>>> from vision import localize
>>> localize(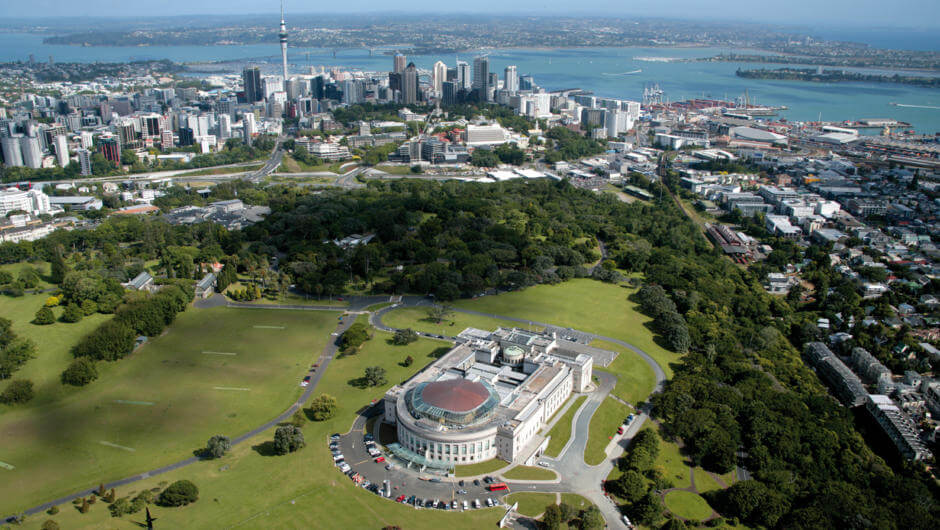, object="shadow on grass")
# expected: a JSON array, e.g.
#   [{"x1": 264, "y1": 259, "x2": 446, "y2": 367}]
[
  {"x1": 251, "y1": 441, "x2": 279, "y2": 457},
  {"x1": 347, "y1": 376, "x2": 371, "y2": 389},
  {"x1": 429, "y1": 346, "x2": 450, "y2": 359}
]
